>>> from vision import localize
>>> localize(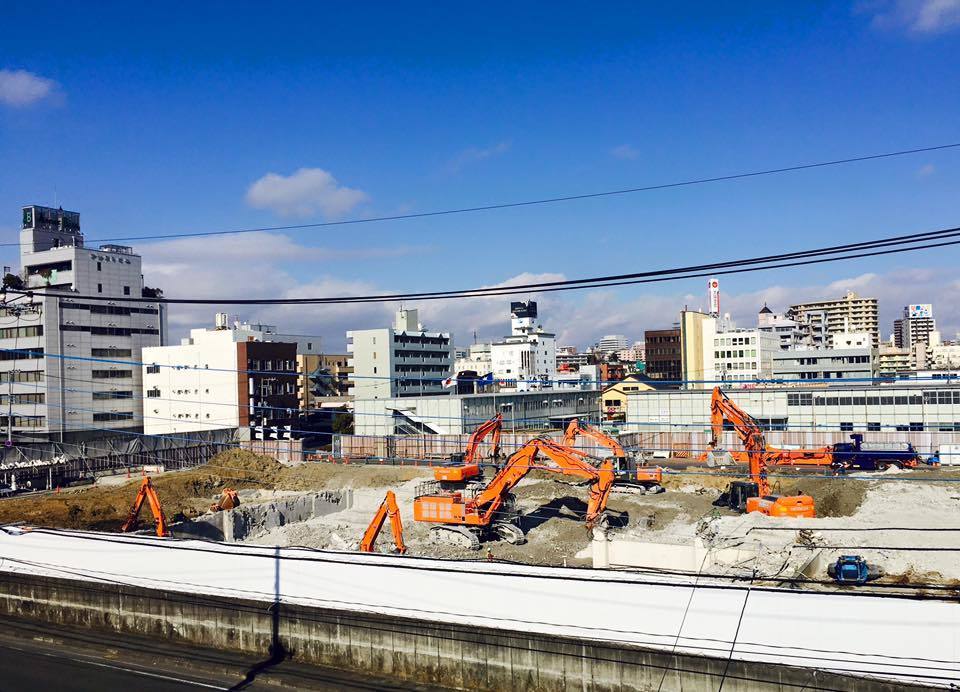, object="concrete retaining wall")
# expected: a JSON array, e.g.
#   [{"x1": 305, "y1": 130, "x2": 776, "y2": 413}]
[
  {"x1": 0, "y1": 571, "x2": 930, "y2": 691},
  {"x1": 174, "y1": 490, "x2": 352, "y2": 542}
]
